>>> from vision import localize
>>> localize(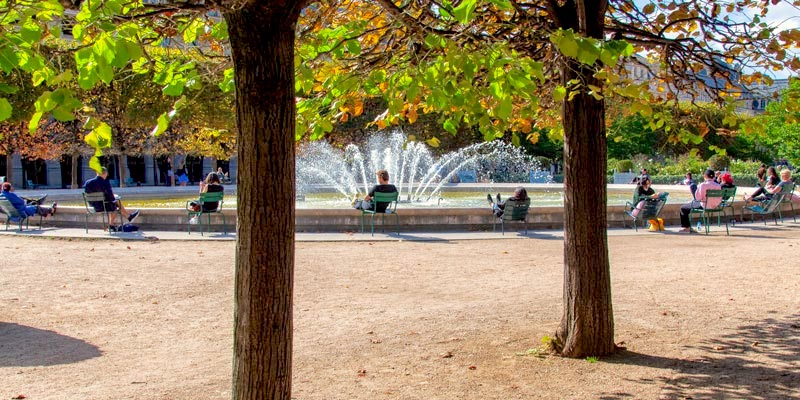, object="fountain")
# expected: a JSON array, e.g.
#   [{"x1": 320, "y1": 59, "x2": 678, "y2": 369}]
[{"x1": 296, "y1": 130, "x2": 548, "y2": 205}]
